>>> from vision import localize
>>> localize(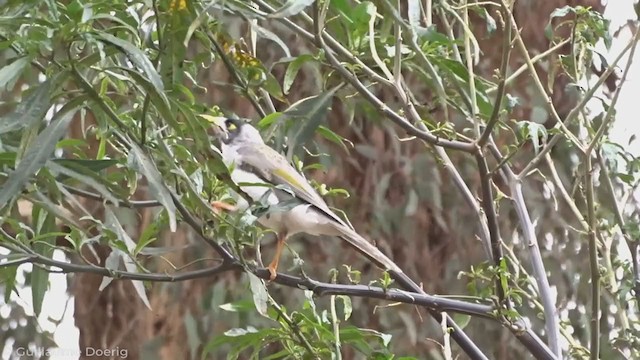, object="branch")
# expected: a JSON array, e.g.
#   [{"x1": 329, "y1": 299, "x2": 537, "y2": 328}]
[
  {"x1": 477, "y1": 2, "x2": 512, "y2": 146},
  {"x1": 584, "y1": 150, "x2": 600, "y2": 360},
  {"x1": 0, "y1": 243, "x2": 495, "y2": 319},
  {"x1": 169, "y1": 190, "x2": 236, "y2": 262},
  {"x1": 475, "y1": 152, "x2": 507, "y2": 303}
]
